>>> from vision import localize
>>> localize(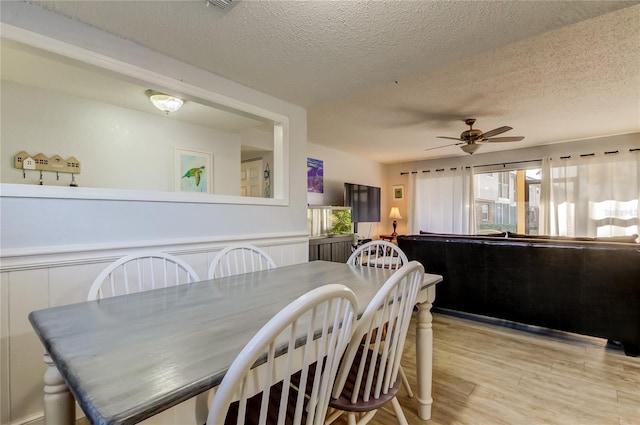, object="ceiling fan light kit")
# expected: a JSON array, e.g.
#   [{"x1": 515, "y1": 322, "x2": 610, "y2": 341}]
[
  {"x1": 433, "y1": 118, "x2": 525, "y2": 155},
  {"x1": 460, "y1": 143, "x2": 481, "y2": 155}
]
